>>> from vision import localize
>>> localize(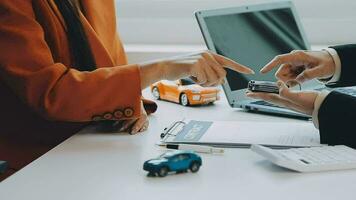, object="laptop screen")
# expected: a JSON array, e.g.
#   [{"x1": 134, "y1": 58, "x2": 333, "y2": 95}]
[{"x1": 203, "y1": 8, "x2": 307, "y2": 91}]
